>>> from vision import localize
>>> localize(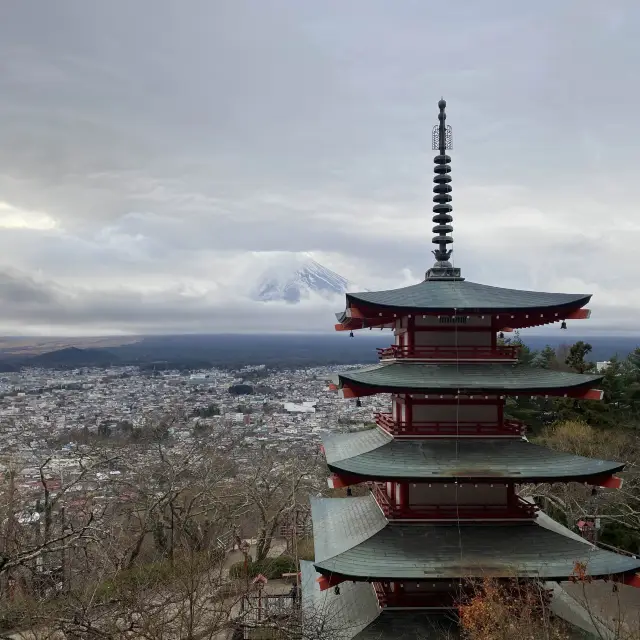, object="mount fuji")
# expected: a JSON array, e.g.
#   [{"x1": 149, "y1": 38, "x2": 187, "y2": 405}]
[{"x1": 252, "y1": 254, "x2": 352, "y2": 303}]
